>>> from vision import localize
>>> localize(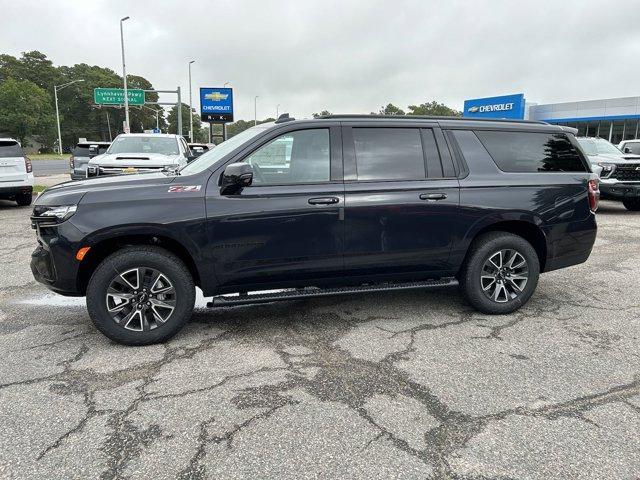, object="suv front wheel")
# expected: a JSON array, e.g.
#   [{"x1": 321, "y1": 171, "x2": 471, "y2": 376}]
[
  {"x1": 86, "y1": 246, "x2": 195, "y2": 345},
  {"x1": 460, "y1": 232, "x2": 540, "y2": 314}
]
